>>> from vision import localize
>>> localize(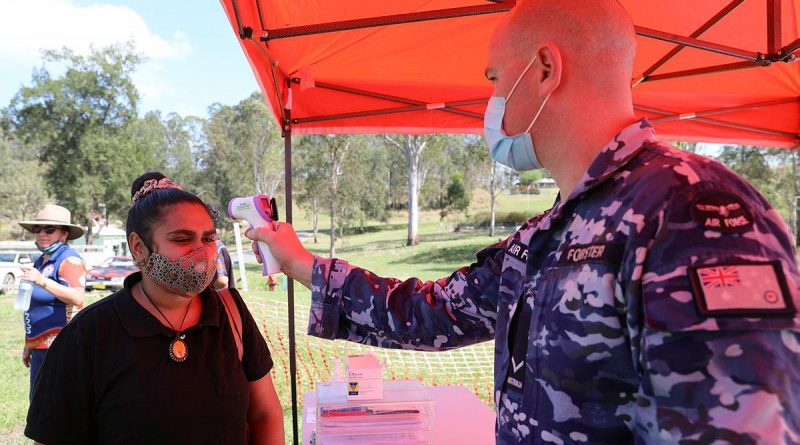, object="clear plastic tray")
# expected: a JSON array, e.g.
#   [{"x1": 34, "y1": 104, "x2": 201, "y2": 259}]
[{"x1": 316, "y1": 380, "x2": 434, "y2": 437}]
